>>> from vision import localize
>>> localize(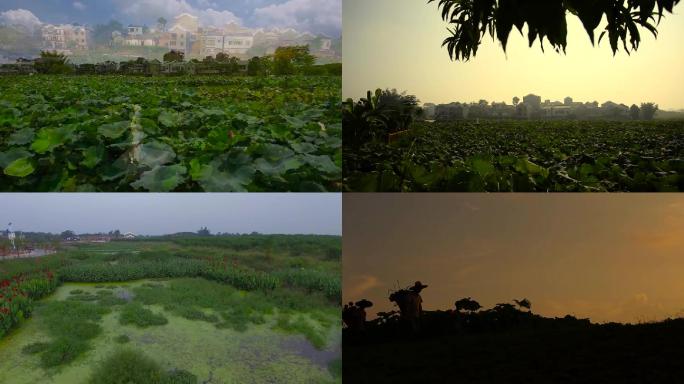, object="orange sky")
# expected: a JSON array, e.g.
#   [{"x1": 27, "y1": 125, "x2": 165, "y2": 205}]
[
  {"x1": 343, "y1": 0, "x2": 684, "y2": 110},
  {"x1": 343, "y1": 194, "x2": 684, "y2": 323}
]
